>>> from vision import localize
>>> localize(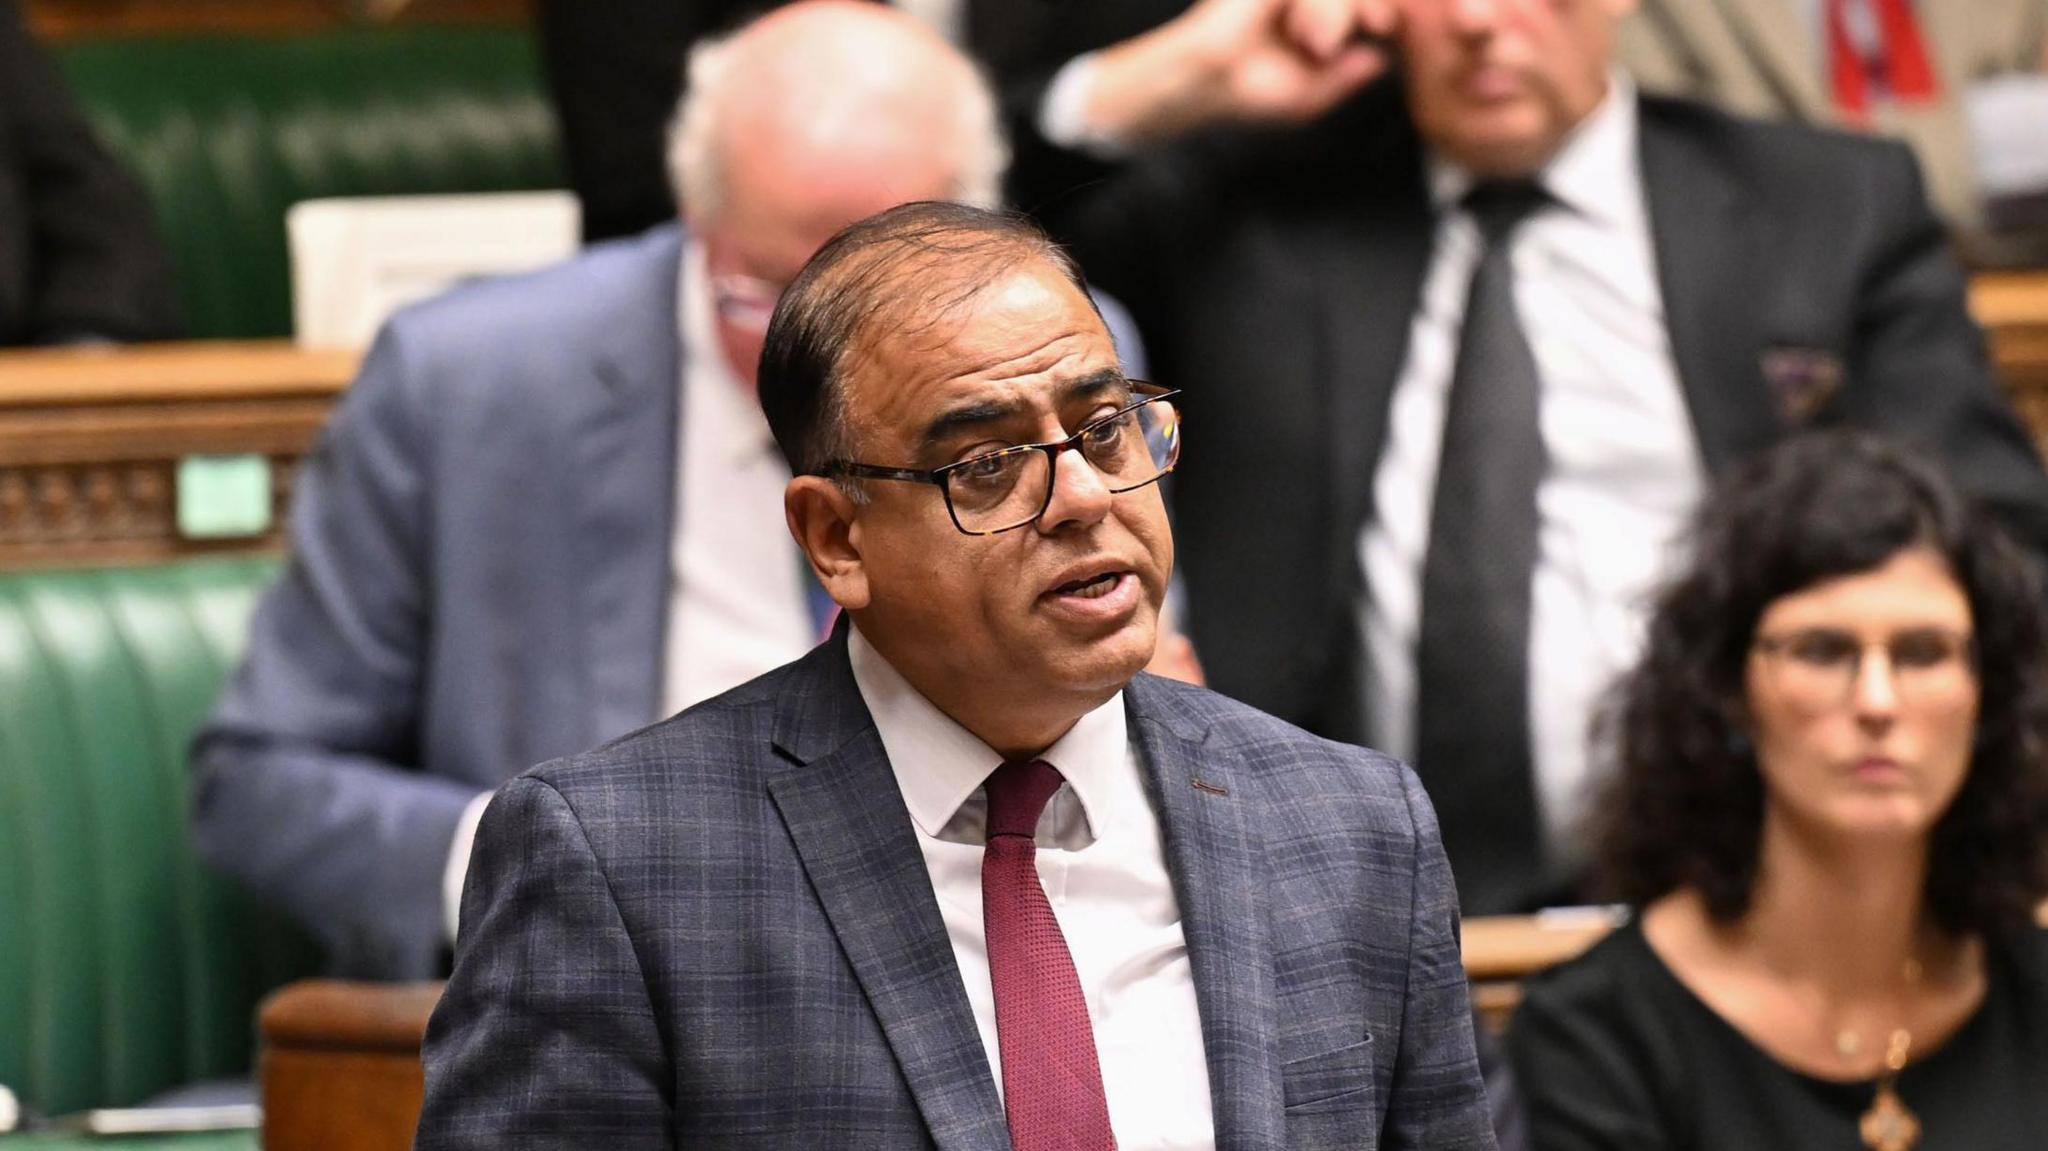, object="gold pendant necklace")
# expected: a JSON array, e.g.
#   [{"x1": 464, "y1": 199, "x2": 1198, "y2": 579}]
[{"x1": 1857, "y1": 1030, "x2": 1920, "y2": 1151}]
